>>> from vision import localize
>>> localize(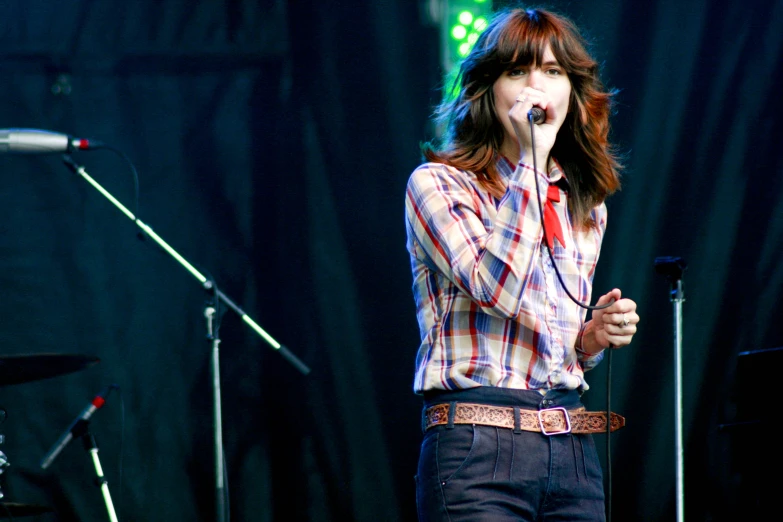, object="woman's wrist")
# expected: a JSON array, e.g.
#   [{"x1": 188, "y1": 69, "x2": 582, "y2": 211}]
[{"x1": 579, "y1": 320, "x2": 607, "y2": 355}]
